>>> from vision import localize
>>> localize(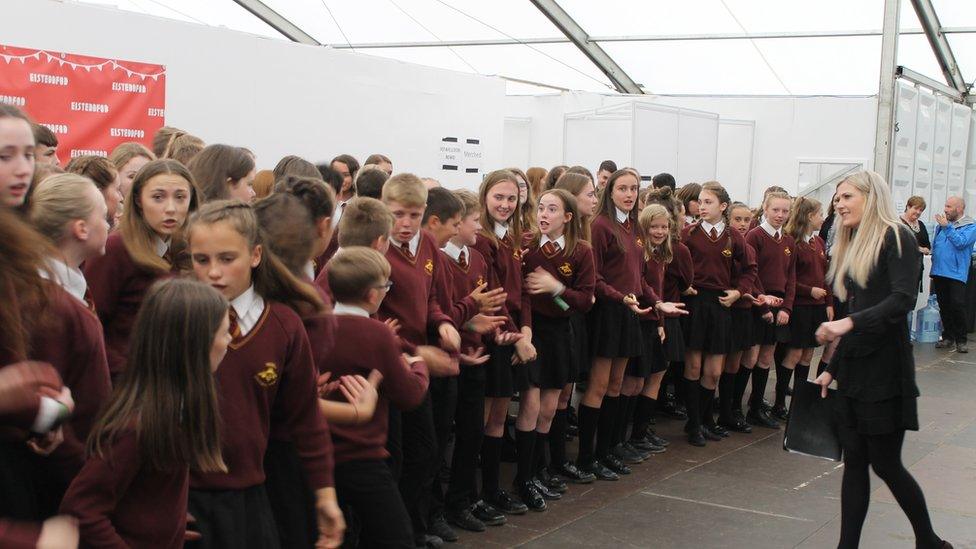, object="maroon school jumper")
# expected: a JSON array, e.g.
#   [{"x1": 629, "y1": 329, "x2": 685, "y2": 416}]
[
  {"x1": 644, "y1": 255, "x2": 668, "y2": 323},
  {"x1": 590, "y1": 214, "x2": 659, "y2": 303},
  {"x1": 60, "y1": 428, "x2": 188, "y2": 549},
  {"x1": 0, "y1": 520, "x2": 40, "y2": 549},
  {"x1": 663, "y1": 241, "x2": 694, "y2": 311},
  {"x1": 793, "y1": 235, "x2": 832, "y2": 306},
  {"x1": 745, "y1": 227, "x2": 797, "y2": 313},
  {"x1": 472, "y1": 229, "x2": 532, "y2": 330},
  {"x1": 379, "y1": 231, "x2": 454, "y2": 347},
  {"x1": 733, "y1": 242, "x2": 764, "y2": 311},
  {"x1": 191, "y1": 301, "x2": 333, "y2": 491},
  {"x1": 521, "y1": 240, "x2": 596, "y2": 318},
  {"x1": 28, "y1": 285, "x2": 112, "y2": 480},
  {"x1": 320, "y1": 314, "x2": 429, "y2": 463},
  {"x1": 681, "y1": 222, "x2": 753, "y2": 294},
  {"x1": 83, "y1": 232, "x2": 175, "y2": 376},
  {"x1": 441, "y1": 246, "x2": 498, "y2": 351}
]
